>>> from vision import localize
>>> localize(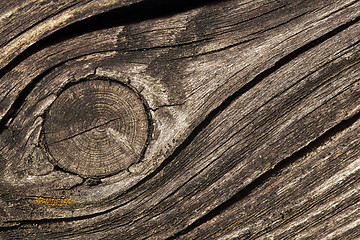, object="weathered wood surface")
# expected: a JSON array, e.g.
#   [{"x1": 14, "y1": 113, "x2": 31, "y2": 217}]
[{"x1": 0, "y1": 0, "x2": 359, "y2": 239}]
